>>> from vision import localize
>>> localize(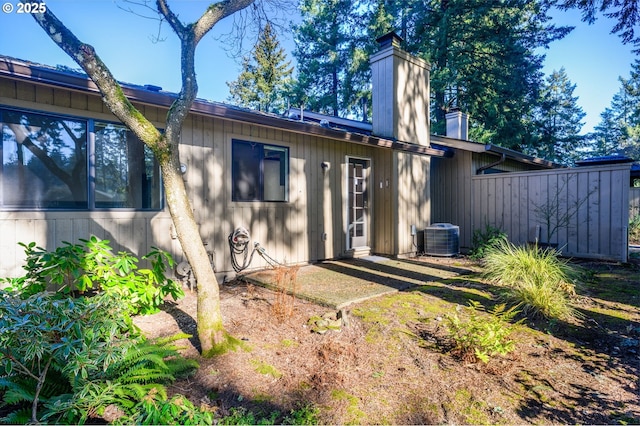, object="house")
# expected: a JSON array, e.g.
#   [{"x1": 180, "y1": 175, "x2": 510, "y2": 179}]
[
  {"x1": 0, "y1": 32, "x2": 630, "y2": 281},
  {"x1": 431, "y1": 111, "x2": 559, "y2": 252},
  {"x1": 0, "y1": 33, "x2": 444, "y2": 279}
]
